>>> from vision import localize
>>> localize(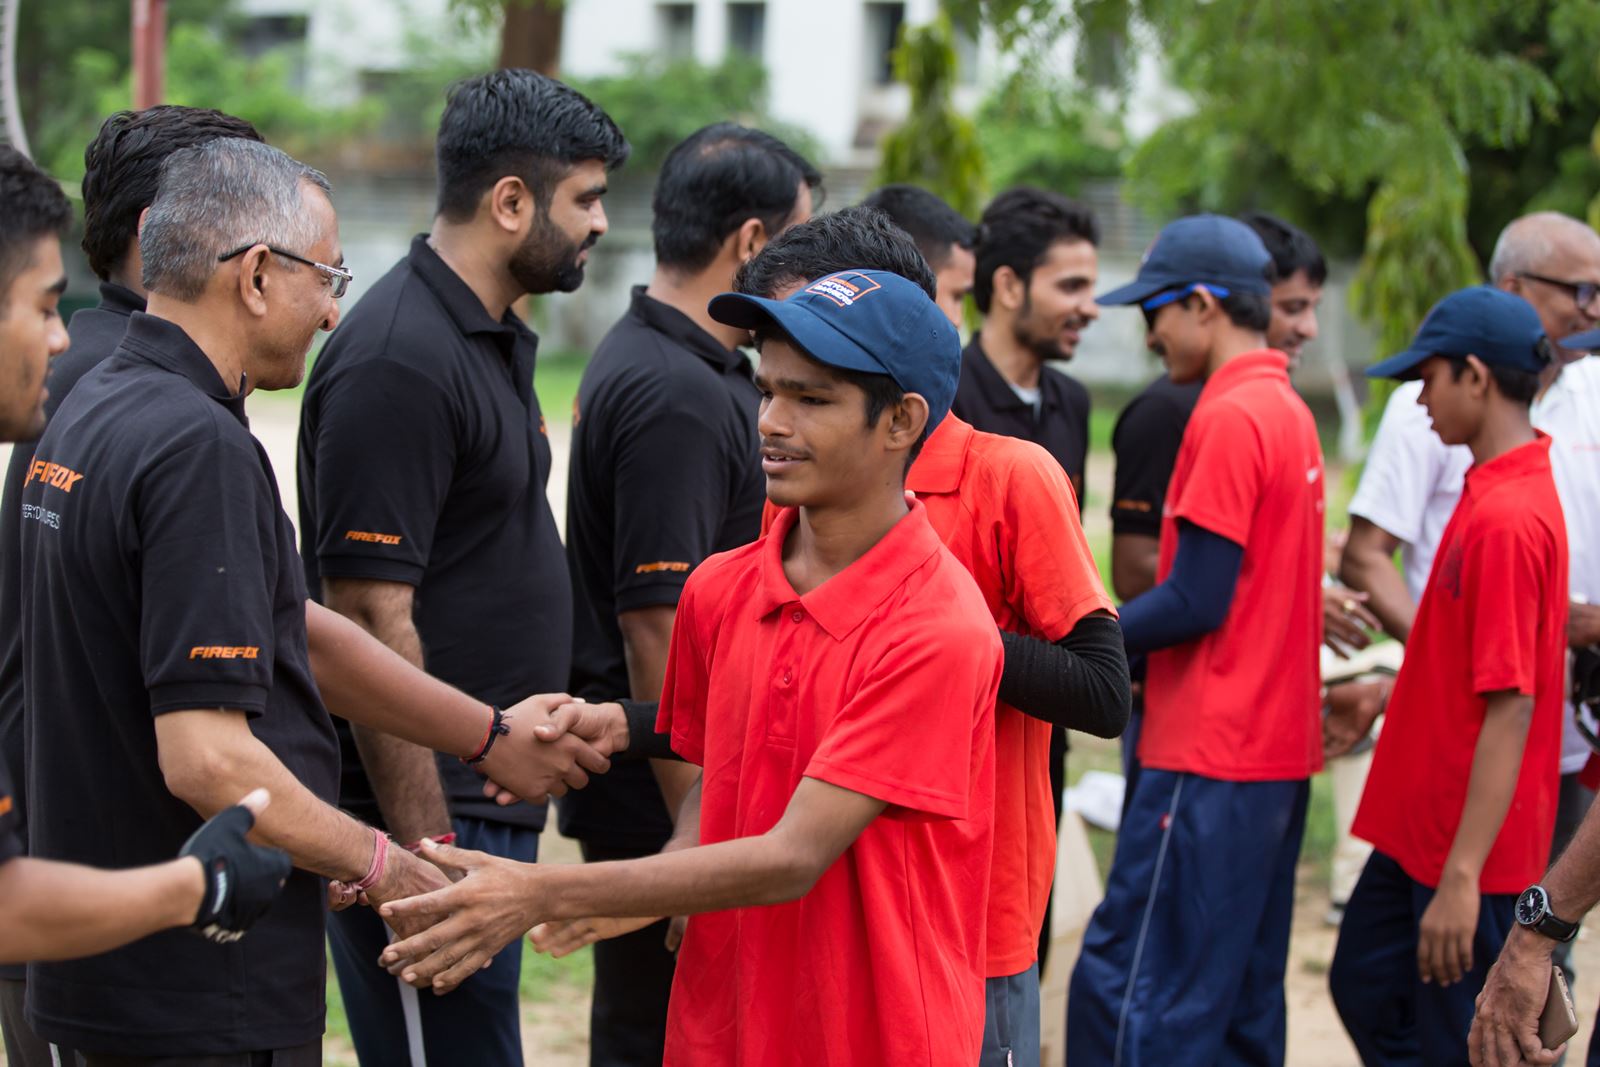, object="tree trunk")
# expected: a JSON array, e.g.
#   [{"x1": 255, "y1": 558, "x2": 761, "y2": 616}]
[{"x1": 497, "y1": 0, "x2": 563, "y2": 75}]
